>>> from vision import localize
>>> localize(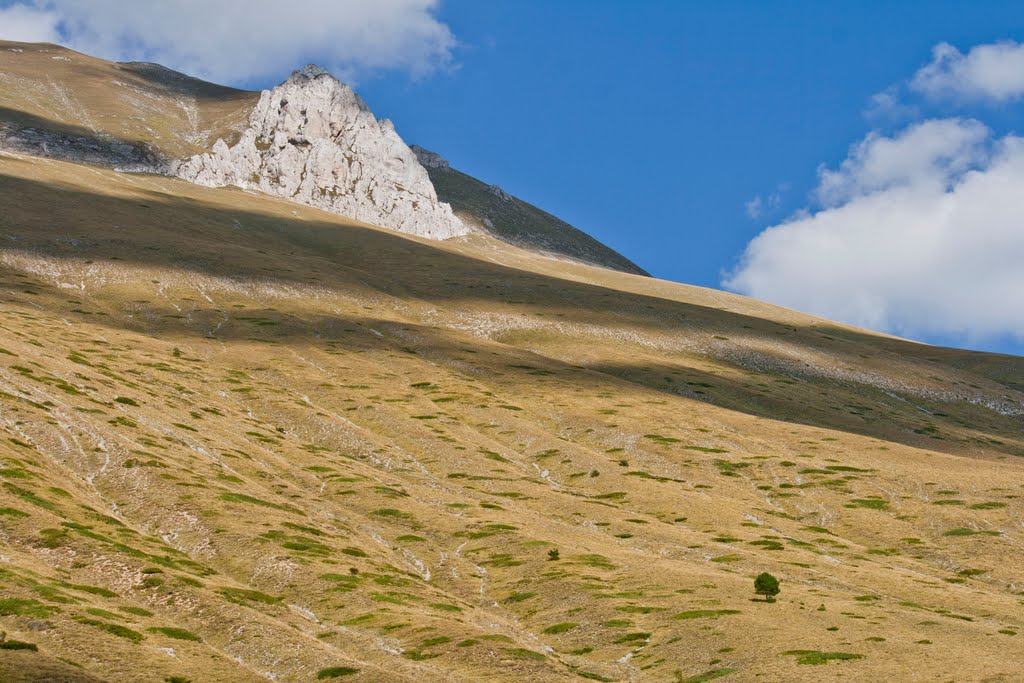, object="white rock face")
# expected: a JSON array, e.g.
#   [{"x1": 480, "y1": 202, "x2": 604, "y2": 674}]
[{"x1": 175, "y1": 65, "x2": 468, "y2": 239}]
